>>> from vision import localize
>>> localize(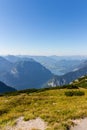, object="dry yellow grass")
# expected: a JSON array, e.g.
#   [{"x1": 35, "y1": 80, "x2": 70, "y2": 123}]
[{"x1": 0, "y1": 88, "x2": 87, "y2": 130}]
